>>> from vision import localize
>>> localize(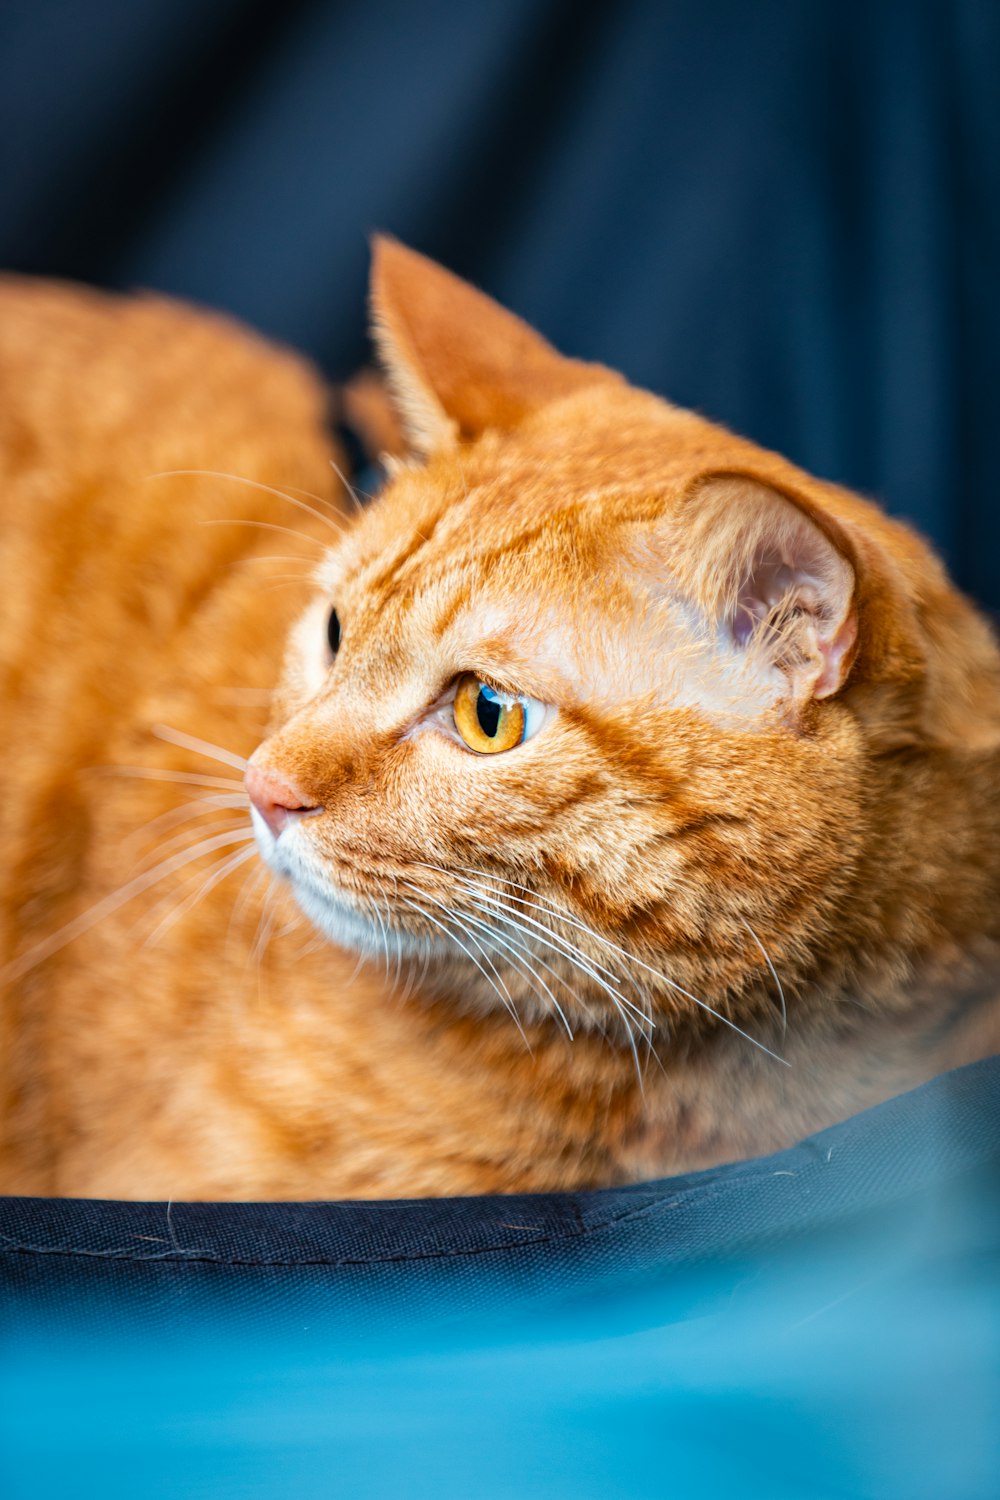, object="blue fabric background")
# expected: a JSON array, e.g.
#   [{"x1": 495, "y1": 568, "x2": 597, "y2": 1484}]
[
  {"x1": 2, "y1": 0, "x2": 998, "y2": 605},
  {"x1": 3, "y1": 1057, "x2": 999, "y2": 1497}
]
